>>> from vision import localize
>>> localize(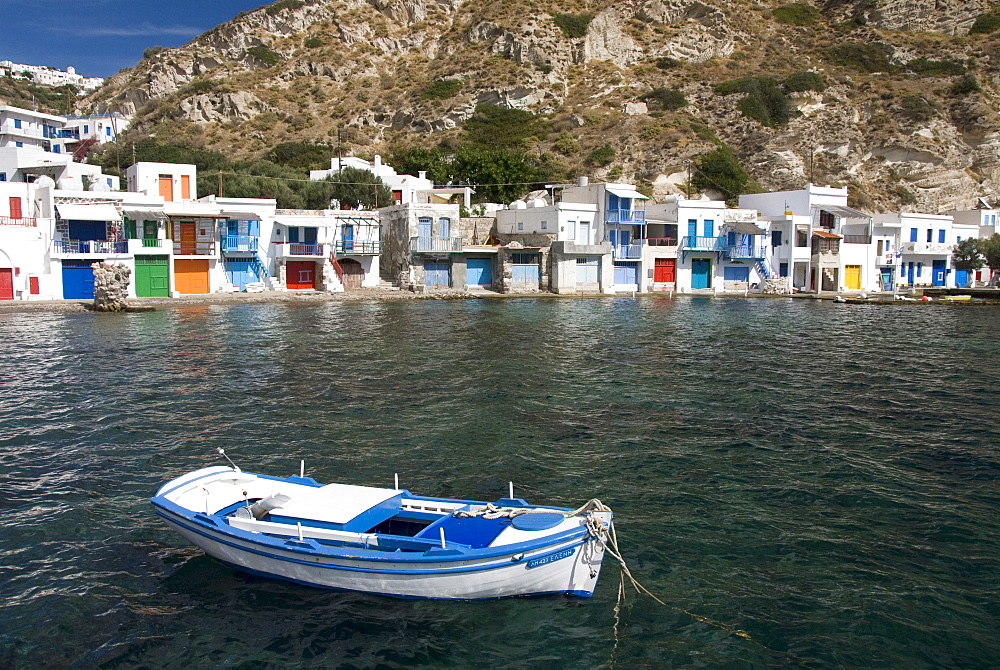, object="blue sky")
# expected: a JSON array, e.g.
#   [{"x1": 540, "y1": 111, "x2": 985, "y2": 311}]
[{"x1": 1, "y1": 1, "x2": 266, "y2": 78}]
